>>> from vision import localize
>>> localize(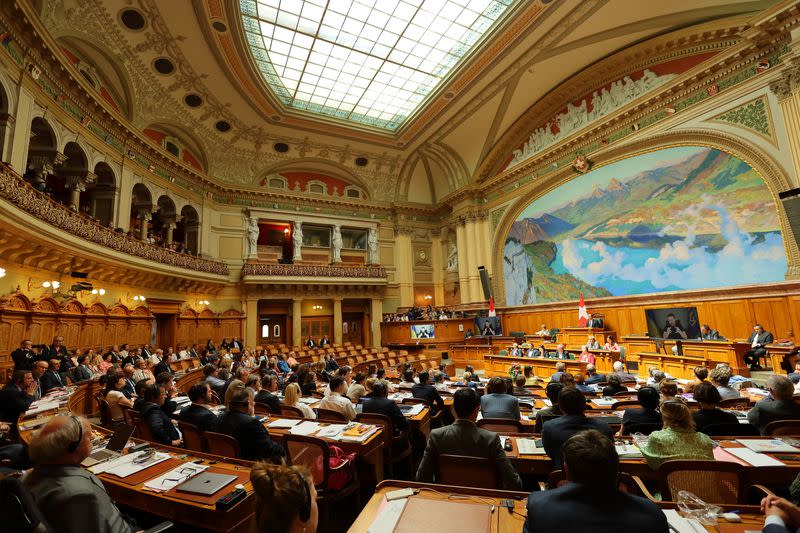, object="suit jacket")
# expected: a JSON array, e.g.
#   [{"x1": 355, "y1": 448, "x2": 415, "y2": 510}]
[
  {"x1": 216, "y1": 410, "x2": 285, "y2": 462},
  {"x1": 42, "y1": 345, "x2": 68, "y2": 361},
  {"x1": 692, "y1": 408, "x2": 739, "y2": 432},
  {"x1": 140, "y1": 403, "x2": 180, "y2": 445},
  {"x1": 153, "y1": 360, "x2": 172, "y2": 377},
  {"x1": 11, "y1": 348, "x2": 36, "y2": 370},
  {"x1": 411, "y1": 383, "x2": 444, "y2": 411},
  {"x1": 622, "y1": 407, "x2": 662, "y2": 428},
  {"x1": 542, "y1": 414, "x2": 614, "y2": 468},
  {"x1": 72, "y1": 365, "x2": 93, "y2": 382},
  {"x1": 701, "y1": 330, "x2": 720, "y2": 340},
  {"x1": 253, "y1": 390, "x2": 281, "y2": 414},
  {"x1": 362, "y1": 396, "x2": 409, "y2": 434},
  {"x1": 179, "y1": 403, "x2": 219, "y2": 432},
  {"x1": 747, "y1": 399, "x2": 800, "y2": 434},
  {"x1": 480, "y1": 393, "x2": 521, "y2": 420},
  {"x1": 416, "y1": 419, "x2": 522, "y2": 490},
  {"x1": 747, "y1": 331, "x2": 774, "y2": 349},
  {"x1": 121, "y1": 378, "x2": 136, "y2": 399},
  {"x1": 24, "y1": 464, "x2": 133, "y2": 533},
  {"x1": 40, "y1": 370, "x2": 65, "y2": 395},
  {"x1": 585, "y1": 373, "x2": 606, "y2": 385},
  {"x1": 0, "y1": 384, "x2": 34, "y2": 424},
  {"x1": 523, "y1": 483, "x2": 668, "y2": 533}
]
